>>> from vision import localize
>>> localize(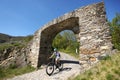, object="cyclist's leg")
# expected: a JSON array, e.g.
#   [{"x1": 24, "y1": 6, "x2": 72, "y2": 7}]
[
  {"x1": 57, "y1": 57, "x2": 60, "y2": 64},
  {"x1": 56, "y1": 56, "x2": 61, "y2": 64},
  {"x1": 55, "y1": 57, "x2": 58, "y2": 65}
]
